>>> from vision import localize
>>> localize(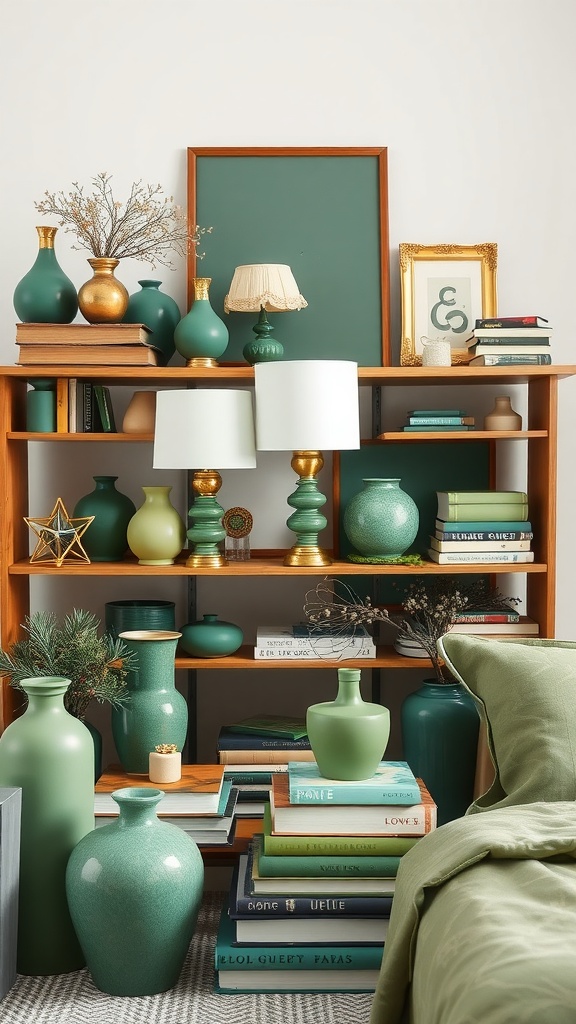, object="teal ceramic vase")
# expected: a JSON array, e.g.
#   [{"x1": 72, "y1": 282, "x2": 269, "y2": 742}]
[
  {"x1": 13, "y1": 226, "x2": 78, "y2": 324},
  {"x1": 66, "y1": 787, "x2": 204, "y2": 994},
  {"x1": 123, "y1": 279, "x2": 180, "y2": 366},
  {"x1": 127, "y1": 485, "x2": 186, "y2": 565},
  {"x1": 26, "y1": 378, "x2": 56, "y2": 432},
  {"x1": 343, "y1": 477, "x2": 419, "y2": 558},
  {"x1": 401, "y1": 679, "x2": 480, "y2": 826},
  {"x1": 73, "y1": 475, "x2": 136, "y2": 562},
  {"x1": 306, "y1": 668, "x2": 390, "y2": 780},
  {"x1": 111, "y1": 630, "x2": 187, "y2": 773},
  {"x1": 180, "y1": 613, "x2": 243, "y2": 658},
  {"x1": 174, "y1": 277, "x2": 229, "y2": 365},
  {"x1": 105, "y1": 599, "x2": 176, "y2": 638},
  {"x1": 0, "y1": 676, "x2": 94, "y2": 975}
]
